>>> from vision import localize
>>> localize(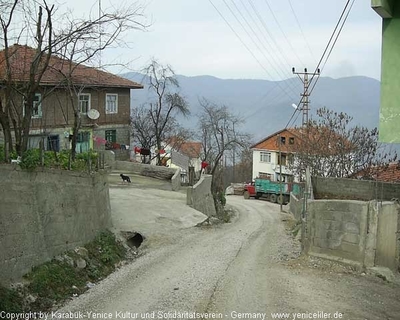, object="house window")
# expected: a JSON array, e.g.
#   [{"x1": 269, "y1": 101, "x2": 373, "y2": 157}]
[
  {"x1": 77, "y1": 131, "x2": 90, "y2": 143},
  {"x1": 278, "y1": 154, "x2": 287, "y2": 166},
  {"x1": 23, "y1": 93, "x2": 42, "y2": 118},
  {"x1": 105, "y1": 129, "x2": 116, "y2": 150},
  {"x1": 105, "y1": 130, "x2": 116, "y2": 143},
  {"x1": 289, "y1": 137, "x2": 294, "y2": 144},
  {"x1": 79, "y1": 94, "x2": 91, "y2": 114},
  {"x1": 260, "y1": 151, "x2": 271, "y2": 163},
  {"x1": 32, "y1": 94, "x2": 42, "y2": 118},
  {"x1": 281, "y1": 136, "x2": 286, "y2": 144},
  {"x1": 106, "y1": 94, "x2": 118, "y2": 114},
  {"x1": 259, "y1": 172, "x2": 272, "y2": 180}
]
